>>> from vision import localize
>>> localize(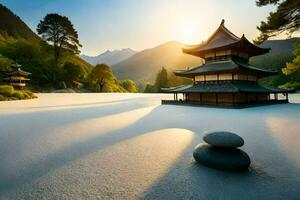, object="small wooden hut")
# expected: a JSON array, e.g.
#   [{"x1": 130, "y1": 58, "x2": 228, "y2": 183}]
[{"x1": 4, "y1": 63, "x2": 31, "y2": 89}]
